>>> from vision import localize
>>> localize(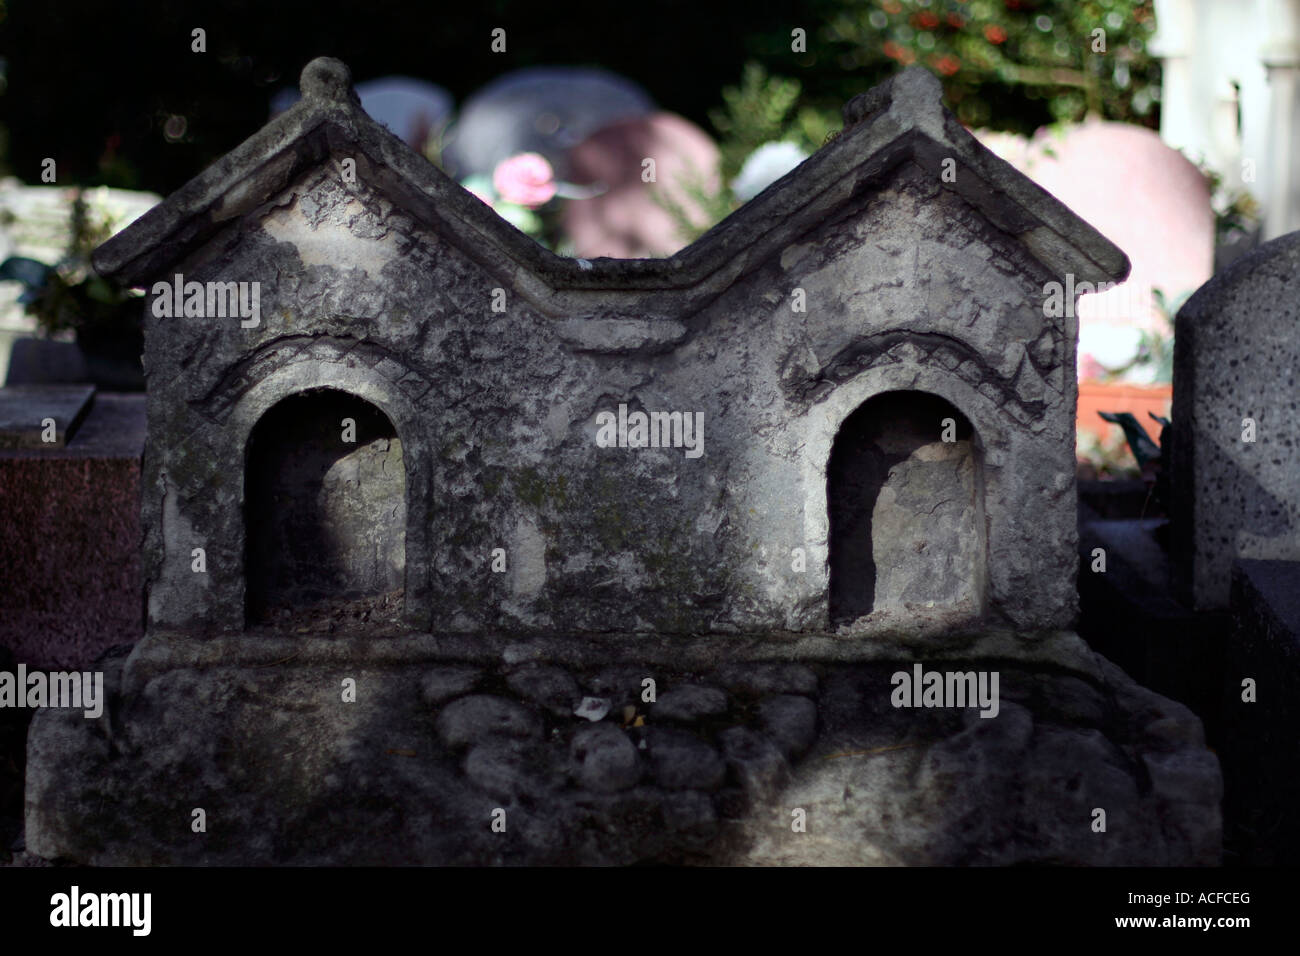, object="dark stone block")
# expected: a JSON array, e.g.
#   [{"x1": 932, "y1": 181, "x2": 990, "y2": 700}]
[
  {"x1": 1221, "y1": 559, "x2": 1300, "y2": 864},
  {"x1": 0, "y1": 393, "x2": 144, "y2": 668}
]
